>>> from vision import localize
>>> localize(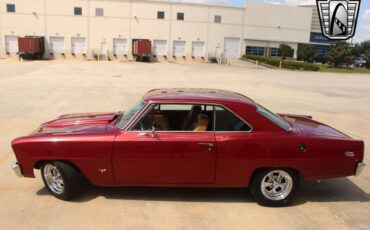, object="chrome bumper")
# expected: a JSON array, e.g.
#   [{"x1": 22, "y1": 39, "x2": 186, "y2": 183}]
[
  {"x1": 355, "y1": 162, "x2": 366, "y2": 176},
  {"x1": 11, "y1": 163, "x2": 23, "y2": 177}
]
